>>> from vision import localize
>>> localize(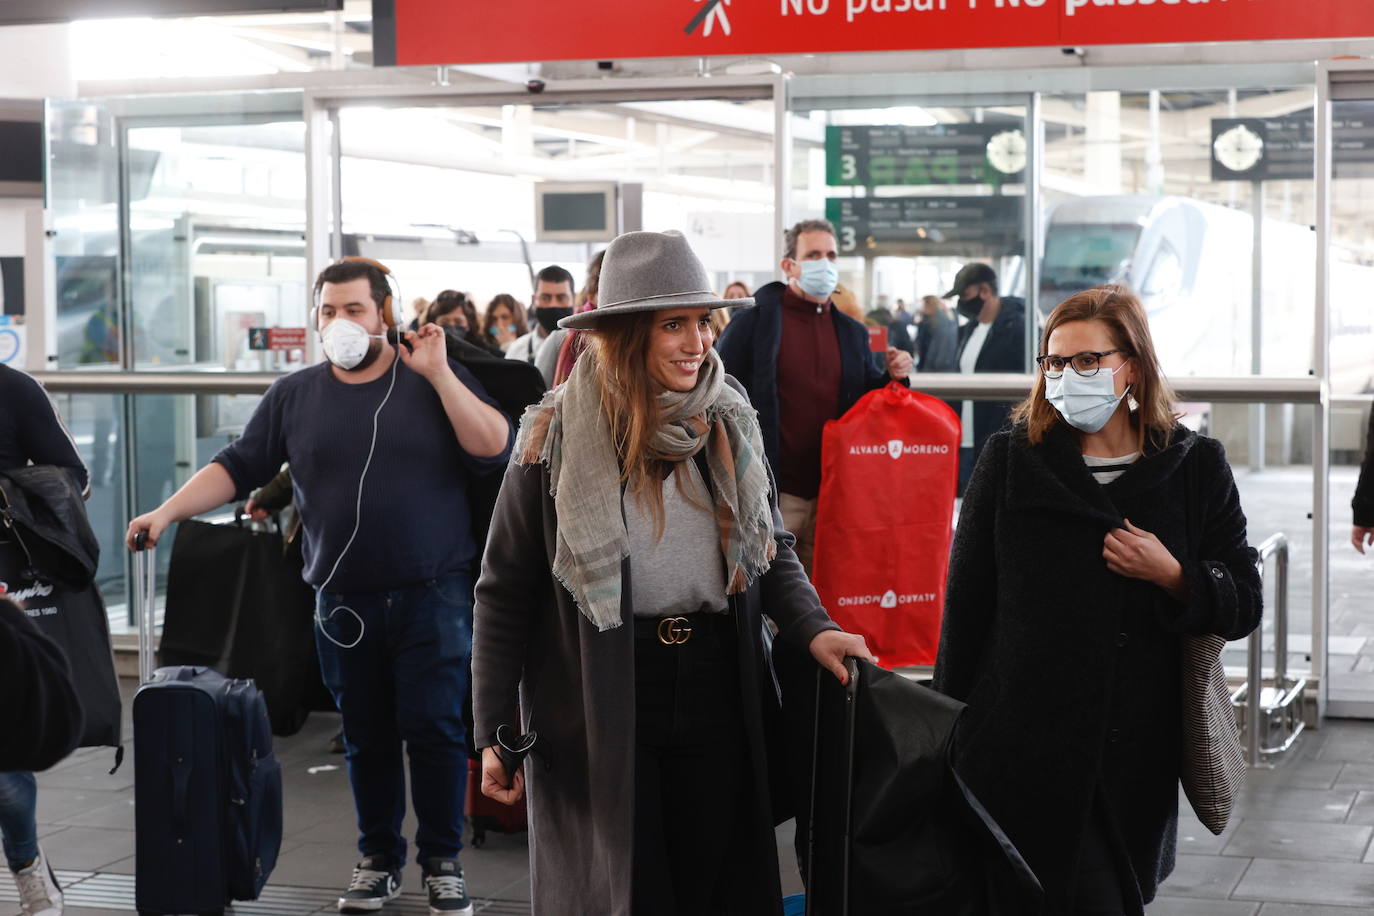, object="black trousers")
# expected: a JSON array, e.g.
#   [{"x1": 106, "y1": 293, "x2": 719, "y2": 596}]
[{"x1": 630, "y1": 613, "x2": 772, "y2": 916}]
